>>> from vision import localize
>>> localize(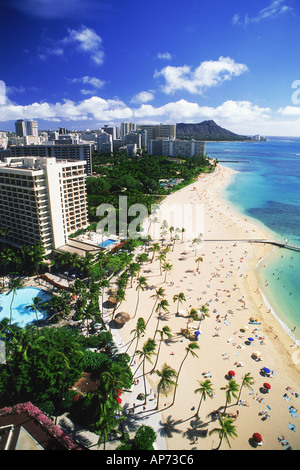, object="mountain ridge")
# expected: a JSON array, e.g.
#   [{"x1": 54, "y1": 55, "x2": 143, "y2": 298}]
[{"x1": 176, "y1": 120, "x2": 247, "y2": 141}]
